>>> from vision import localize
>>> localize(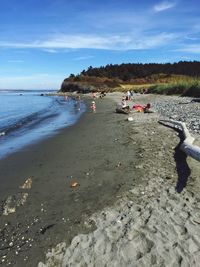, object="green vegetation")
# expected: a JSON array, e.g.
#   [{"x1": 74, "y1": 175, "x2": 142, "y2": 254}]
[
  {"x1": 60, "y1": 61, "x2": 200, "y2": 97},
  {"x1": 148, "y1": 78, "x2": 200, "y2": 97}
]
